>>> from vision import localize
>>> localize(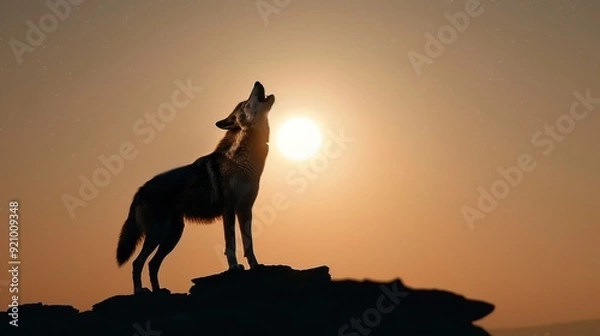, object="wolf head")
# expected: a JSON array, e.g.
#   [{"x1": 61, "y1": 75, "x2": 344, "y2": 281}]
[{"x1": 216, "y1": 81, "x2": 275, "y2": 131}]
